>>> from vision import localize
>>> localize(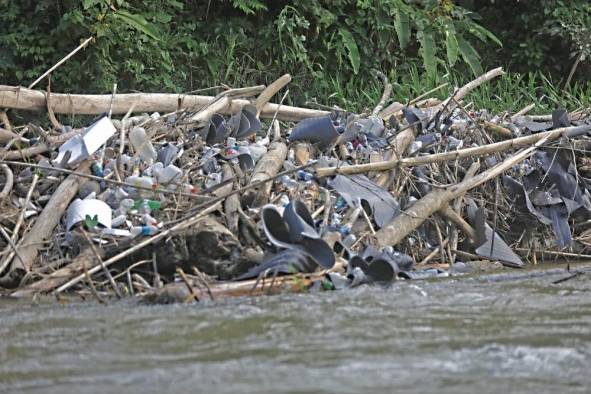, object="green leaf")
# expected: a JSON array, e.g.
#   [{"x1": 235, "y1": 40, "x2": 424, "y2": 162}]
[
  {"x1": 84, "y1": 214, "x2": 98, "y2": 230},
  {"x1": 338, "y1": 28, "x2": 360, "y2": 74},
  {"x1": 467, "y1": 23, "x2": 502, "y2": 47},
  {"x1": 445, "y1": 22, "x2": 459, "y2": 66},
  {"x1": 457, "y1": 34, "x2": 483, "y2": 76},
  {"x1": 419, "y1": 30, "x2": 437, "y2": 79},
  {"x1": 112, "y1": 10, "x2": 160, "y2": 41},
  {"x1": 394, "y1": 10, "x2": 411, "y2": 50}
]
